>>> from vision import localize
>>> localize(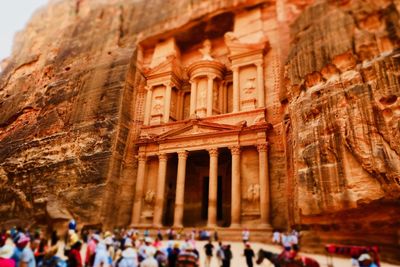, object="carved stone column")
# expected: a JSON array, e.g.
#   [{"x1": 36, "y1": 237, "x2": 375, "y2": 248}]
[
  {"x1": 190, "y1": 79, "x2": 197, "y2": 116},
  {"x1": 164, "y1": 83, "x2": 172, "y2": 123},
  {"x1": 230, "y1": 146, "x2": 241, "y2": 228},
  {"x1": 207, "y1": 148, "x2": 219, "y2": 227},
  {"x1": 173, "y1": 150, "x2": 188, "y2": 228},
  {"x1": 153, "y1": 153, "x2": 168, "y2": 227},
  {"x1": 257, "y1": 143, "x2": 271, "y2": 228},
  {"x1": 232, "y1": 67, "x2": 240, "y2": 112},
  {"x1": 131, "y1": 153, "x2": 147, "y2": 225},
  {"x1": 144, "y1": 86, "x2": 153, "y2": 125},
  {"x1": 207, "y1": 75, "x2": 215, "y2": 116},
  {"x1": 256, "y1": 62, "x2": 265, "y2": 108}
]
